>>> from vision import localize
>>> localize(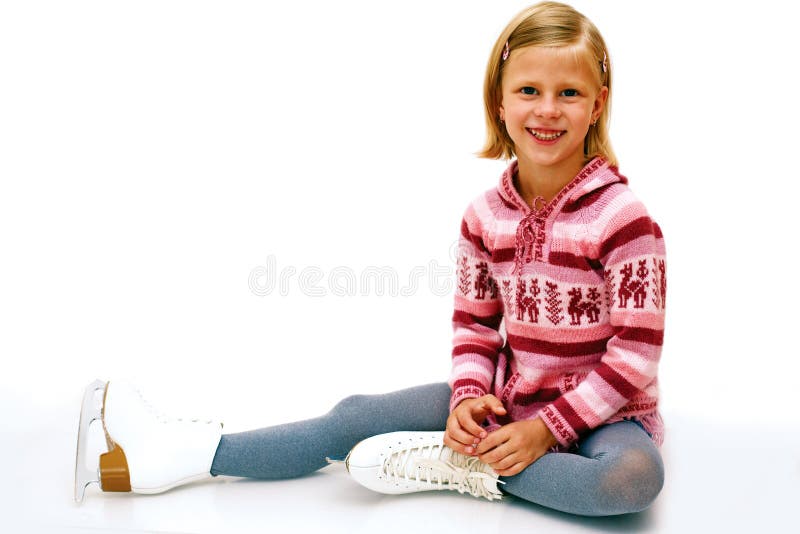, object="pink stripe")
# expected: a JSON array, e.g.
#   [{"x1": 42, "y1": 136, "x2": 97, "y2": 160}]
[
  {"x1": 608, "y1": 311, "x2": 664, "y2": 330},
  {"x1": 505, "y1": 350, "x2": 603, "y2": 373},
  {"x1": 491, "y1": 247, "x2": 516, "y2": 263},
  {"x1": 506, "y1": 321, "x2": 613, "y2": 343},
  {"x1": 507, "y1": 333, "x2": 608, "y2": 358},
  {"x1": 565, "y1": 391, "x2": 606, "y2": 428},
  {"x1": 452, "y1": 343, "x2": 499, "y2": 361},
  {"x1": 561, "y1": 186, "x2": 608, "y2": 213},
  {"x1": 611, "y1": 341, "x2": 660, "y2": 369},
  {"x1": 461, "y1": 220, "x2": 489, "y2": 254},
  {"x1": 452, "y1": 308, "x2": 502, "y2": 329},
  {"x1": 615, "y1": 326, "x2": 663, "y2": 346},
  {"x1": 584, "y1": 372, "x2": 629, "y2": 408},
  {"x1": 450, "y1": 369, "x2": 494, "y2": 387},
  {"x1": 599, "y1": 217, "x2": 656, "y2": 258},
  {"x1": 514, "y1": 388, "x2": 560, "y2": 406},
  {"x1": 452, "y1": 378, "x2": 489, "y2": 392},
  {"x1": 595, "y1": 364, "x2": 639, "y2": 399},
  {"x1": 548, "y1": 251, "x2": 598, "y2": 271}
]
